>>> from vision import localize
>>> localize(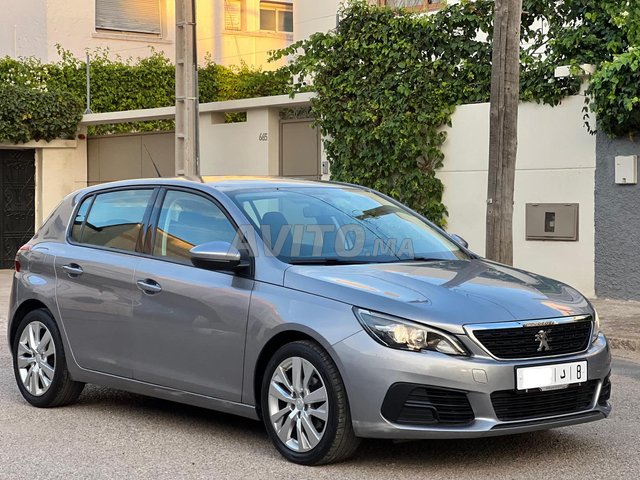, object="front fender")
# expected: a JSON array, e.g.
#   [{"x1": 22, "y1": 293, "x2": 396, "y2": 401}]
[{"x1": 241, "y1": 282, "x2": 362, "y2": 406}]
